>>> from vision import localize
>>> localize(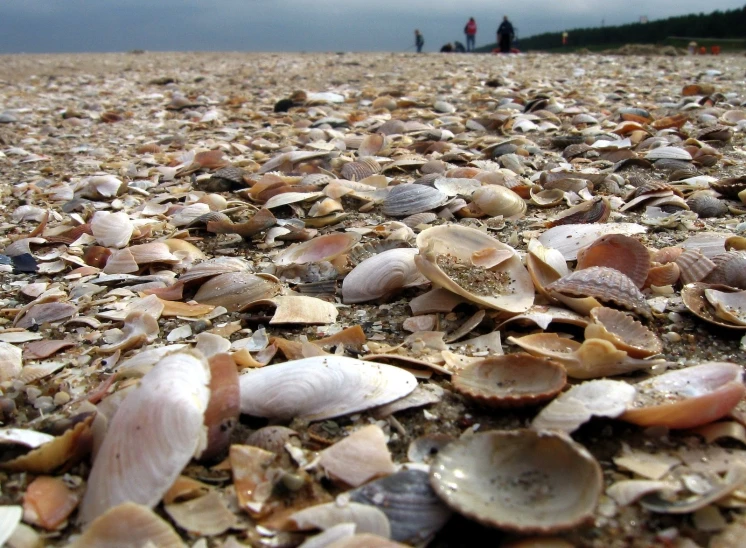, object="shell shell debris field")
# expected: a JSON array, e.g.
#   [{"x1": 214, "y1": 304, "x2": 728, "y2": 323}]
[{"x1": 1, "y1": 50, "x2": 746, "y2": 546}]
